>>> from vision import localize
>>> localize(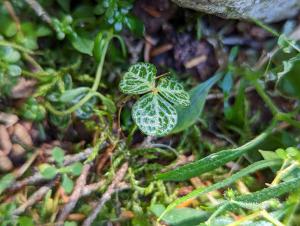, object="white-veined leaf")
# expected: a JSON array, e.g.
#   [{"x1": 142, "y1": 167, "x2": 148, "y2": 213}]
[
  {"x1": 119, "y1": 62, "x2": 156, "y2": 94},
  {"x1": 157, "y1": 77, "x2": 190, "y2": 106},
  {"x1": 132, "y1": 93, "x2": 177, "y2": 136}
]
